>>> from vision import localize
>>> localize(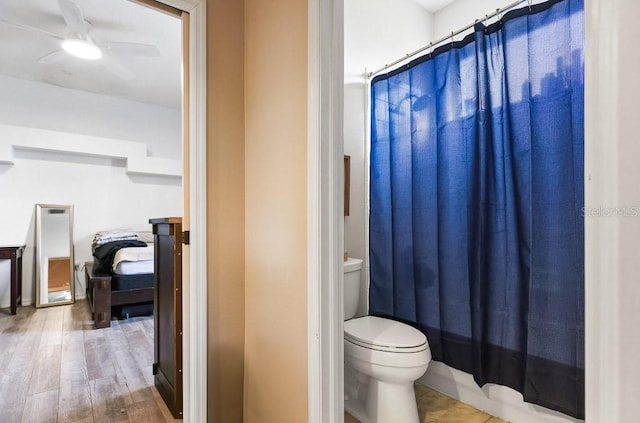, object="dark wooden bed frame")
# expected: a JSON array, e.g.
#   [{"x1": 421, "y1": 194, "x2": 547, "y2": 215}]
[{"x1": 84, "y1": 261, "x2": 154, "y2": 329}]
